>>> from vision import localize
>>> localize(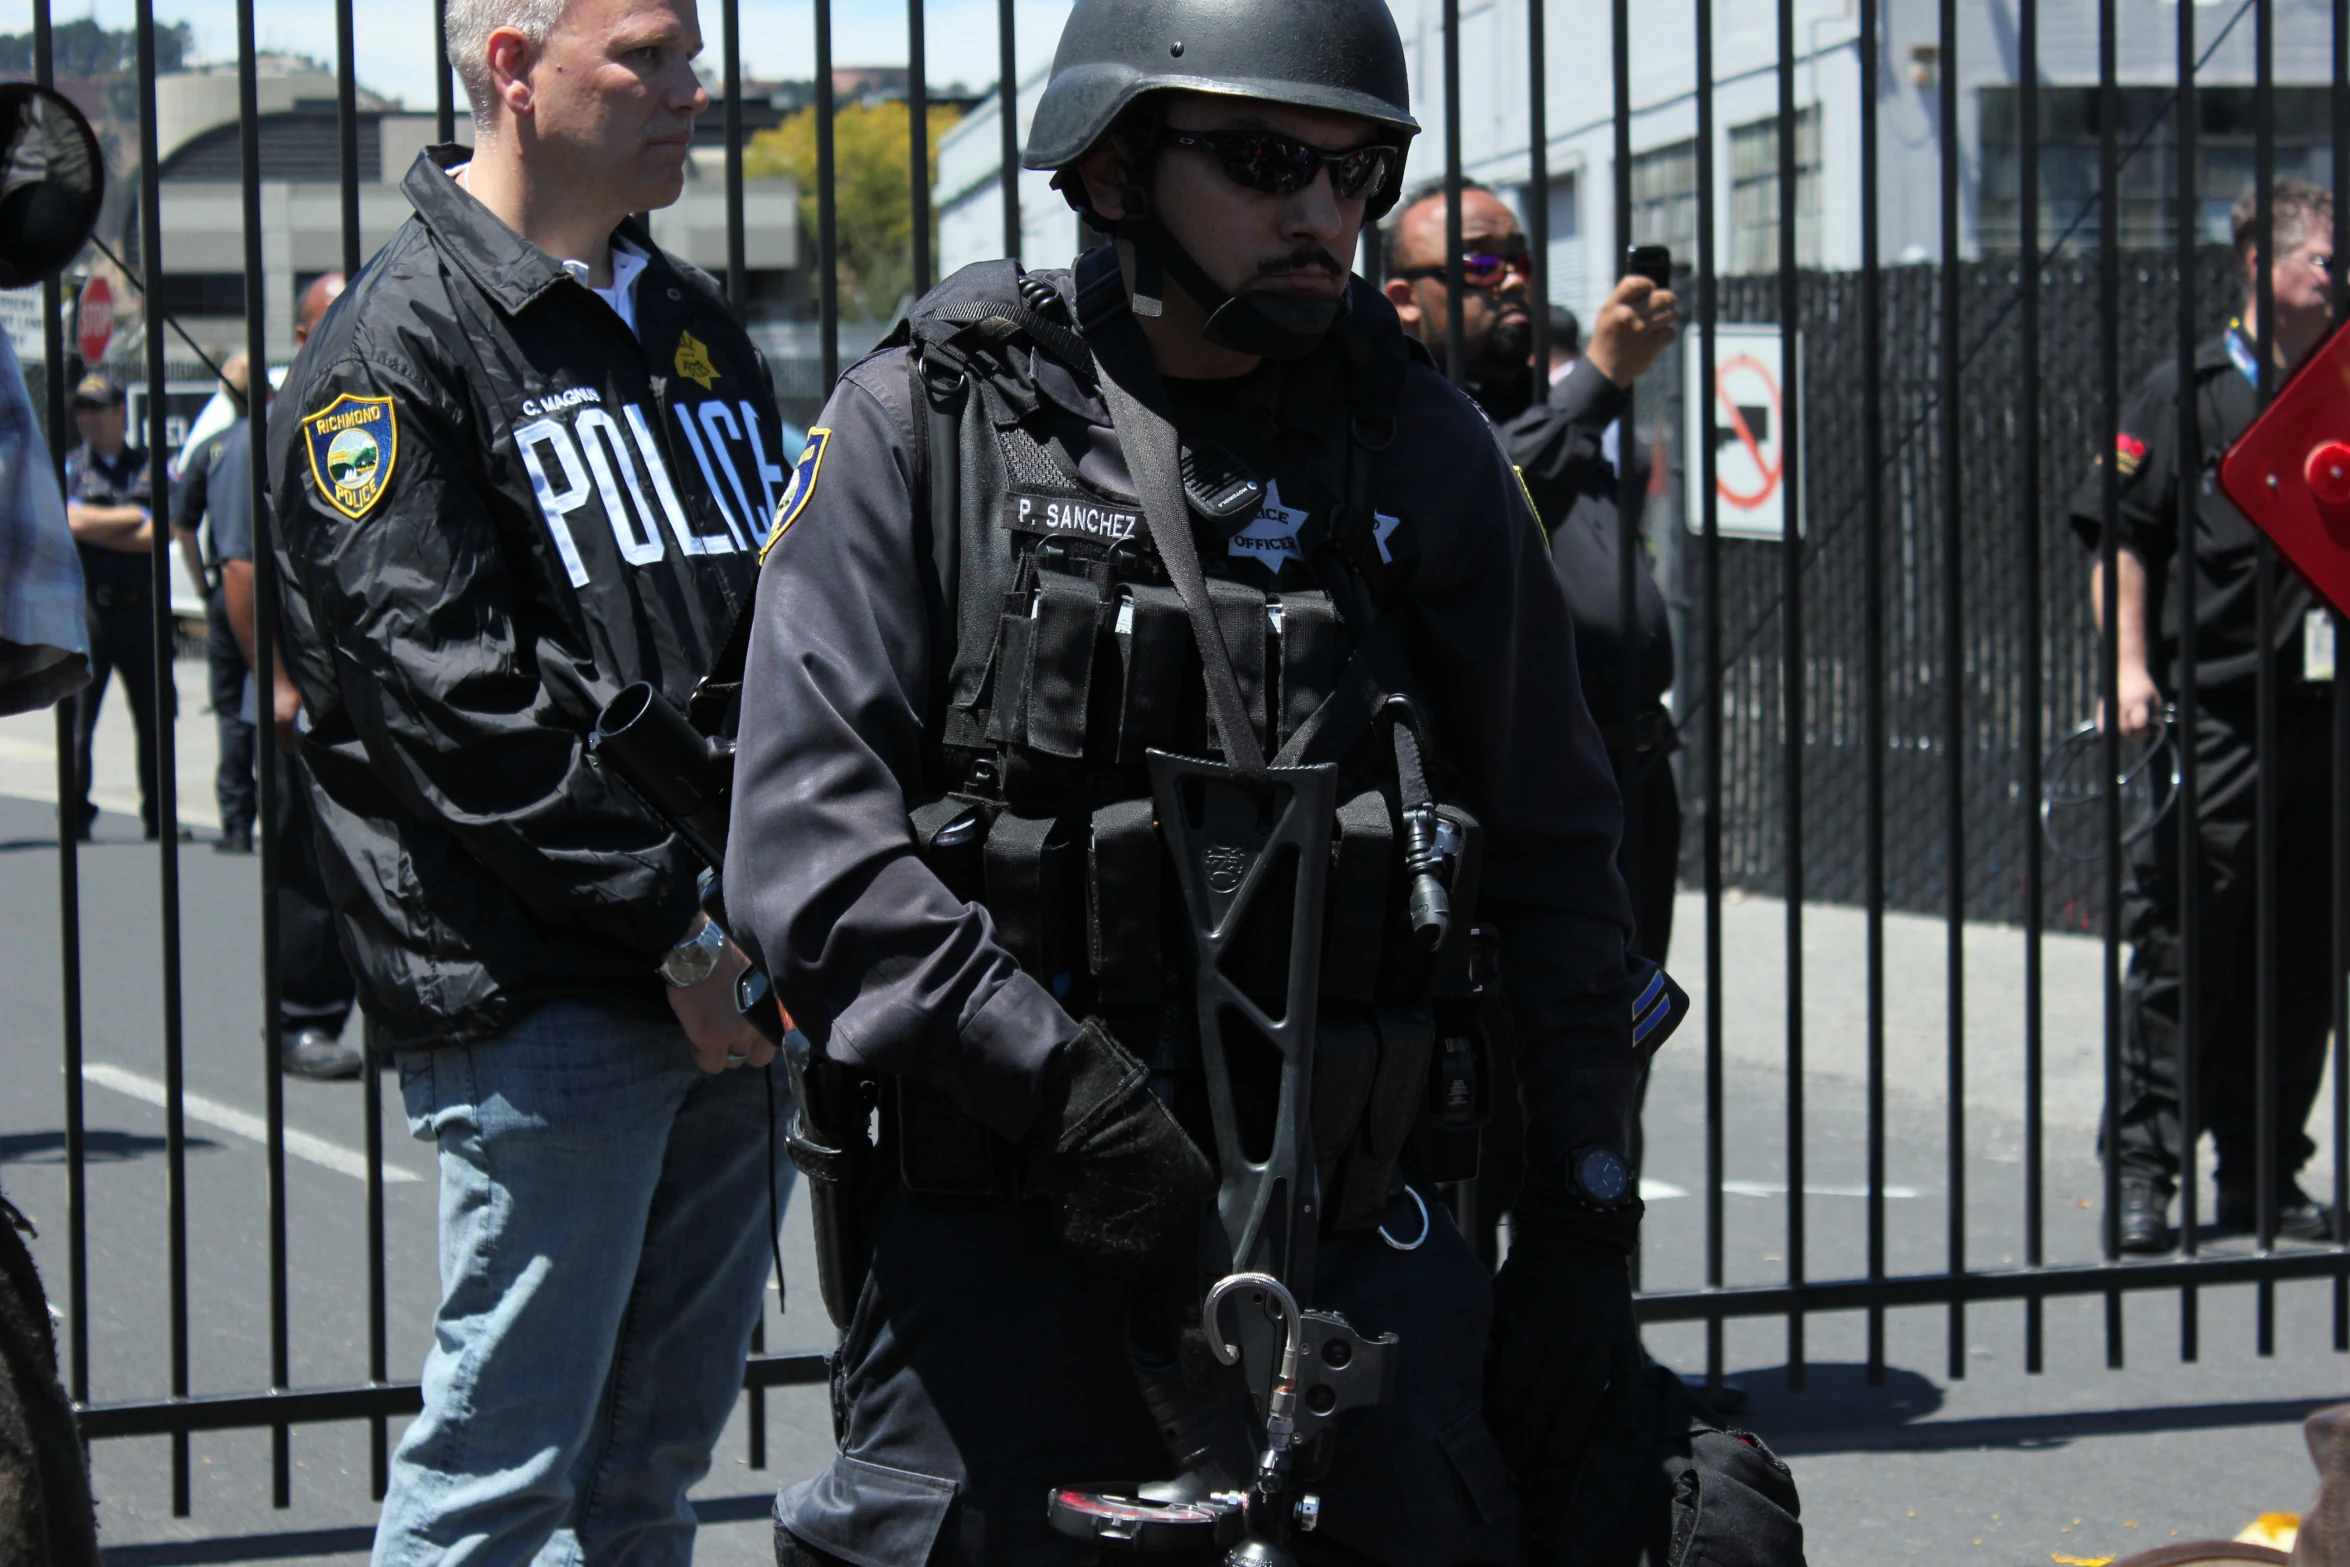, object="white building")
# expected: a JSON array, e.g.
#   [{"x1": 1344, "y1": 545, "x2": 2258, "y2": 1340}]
[
  {"x1": 129, "y1": 64, "x2": 799, "y2": 368},
  {"x1": 938, "y1": 0, "x2": 2342, "y2": 322}
]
